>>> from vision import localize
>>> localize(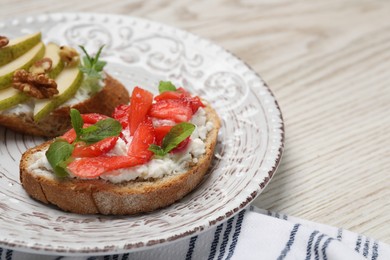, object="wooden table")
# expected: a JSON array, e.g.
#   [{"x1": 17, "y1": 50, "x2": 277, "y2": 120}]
[{"x1": 1, "y1": 0, "x2": 389, "y2": 244}]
